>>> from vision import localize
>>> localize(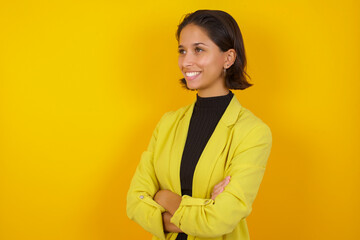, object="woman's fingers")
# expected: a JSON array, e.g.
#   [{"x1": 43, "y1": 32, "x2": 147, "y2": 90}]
[
  {"x1": 213, "y1": 187, "x2": 224, "y2": 196},
  {"x1": 211, "y1": 176, "x2": 231, "y2": 200},
  {"x1": 213, "y1": 176, "x2": 230, "y2": 190},
  {"x1": 214, "y1": 176, "x2": 230, "y2": 191},
  {"x1": 216, "y1": 177, "x2": 230, "y2": 189},
  {"x1": 211, "y1": 188, "x2": 223, "y2": 200}
]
